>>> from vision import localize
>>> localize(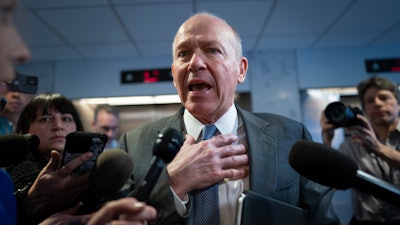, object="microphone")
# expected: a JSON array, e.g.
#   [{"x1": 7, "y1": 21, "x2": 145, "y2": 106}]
[
  {"x1": 79, "y1": 149, "x2": 134, "y2": 213},
  {"x1": 289, "y1": 140, "x2": 400, "y2": 207},
  {"x1": 0, "y1": 133, "x2": 39, "y2": 167},
  {"x1": 133, "y1": 127, "x2": 183, "y2": 202}
]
